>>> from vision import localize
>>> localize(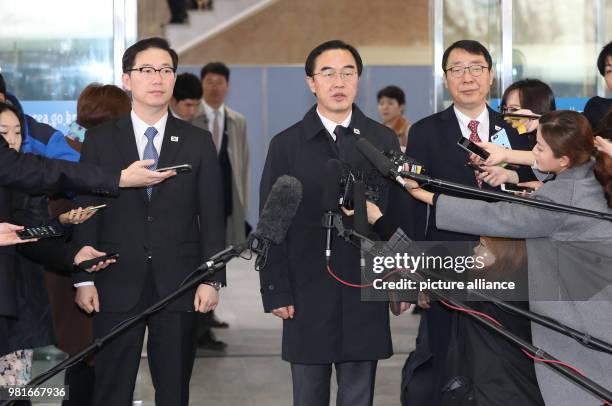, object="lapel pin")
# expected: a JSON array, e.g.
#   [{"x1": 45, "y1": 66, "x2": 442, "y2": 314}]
[
  {"x1": 170, "y1": 136, "x2": 179, "y2": 142},
  {"x1": 353, "y1": 128, "x2": 361, "y2": 135},
  {"x1": 494, "y1": 125, "x2": 501, "y2": 131}
]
